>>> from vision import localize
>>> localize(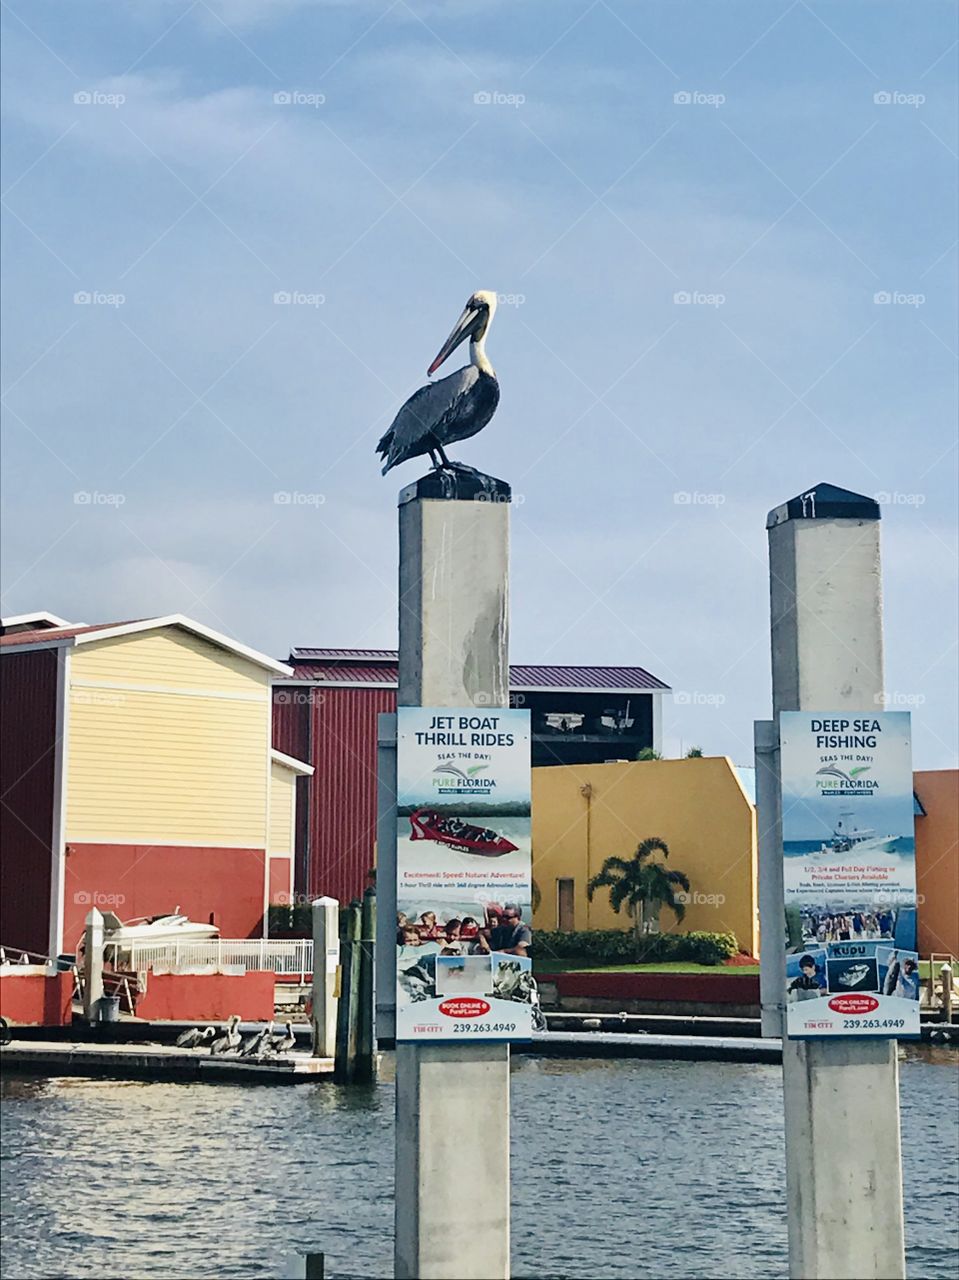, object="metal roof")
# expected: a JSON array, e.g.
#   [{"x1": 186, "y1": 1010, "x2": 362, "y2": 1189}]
[
  {"x1": 281, "y1": 653, "x2": 669, "y2": 692},
  {"x1": 290, "y1": 647, "x2": 398, "y2": 661},
  {"x1": 1, "y1": 616, "x2": 293, "y2": 676}
]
